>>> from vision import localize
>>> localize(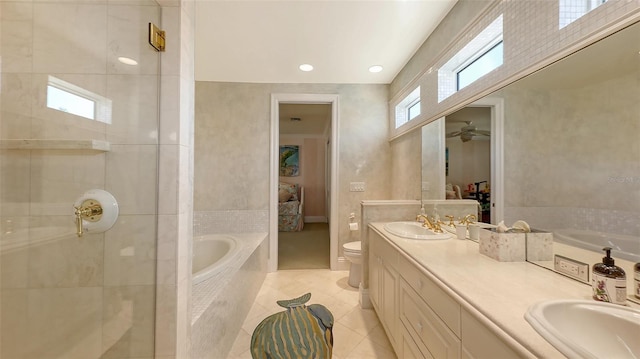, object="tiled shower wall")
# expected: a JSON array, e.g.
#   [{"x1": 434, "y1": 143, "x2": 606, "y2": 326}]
[{"x1": 1, "y1": 1, "x2": 162, "y2": 358}]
